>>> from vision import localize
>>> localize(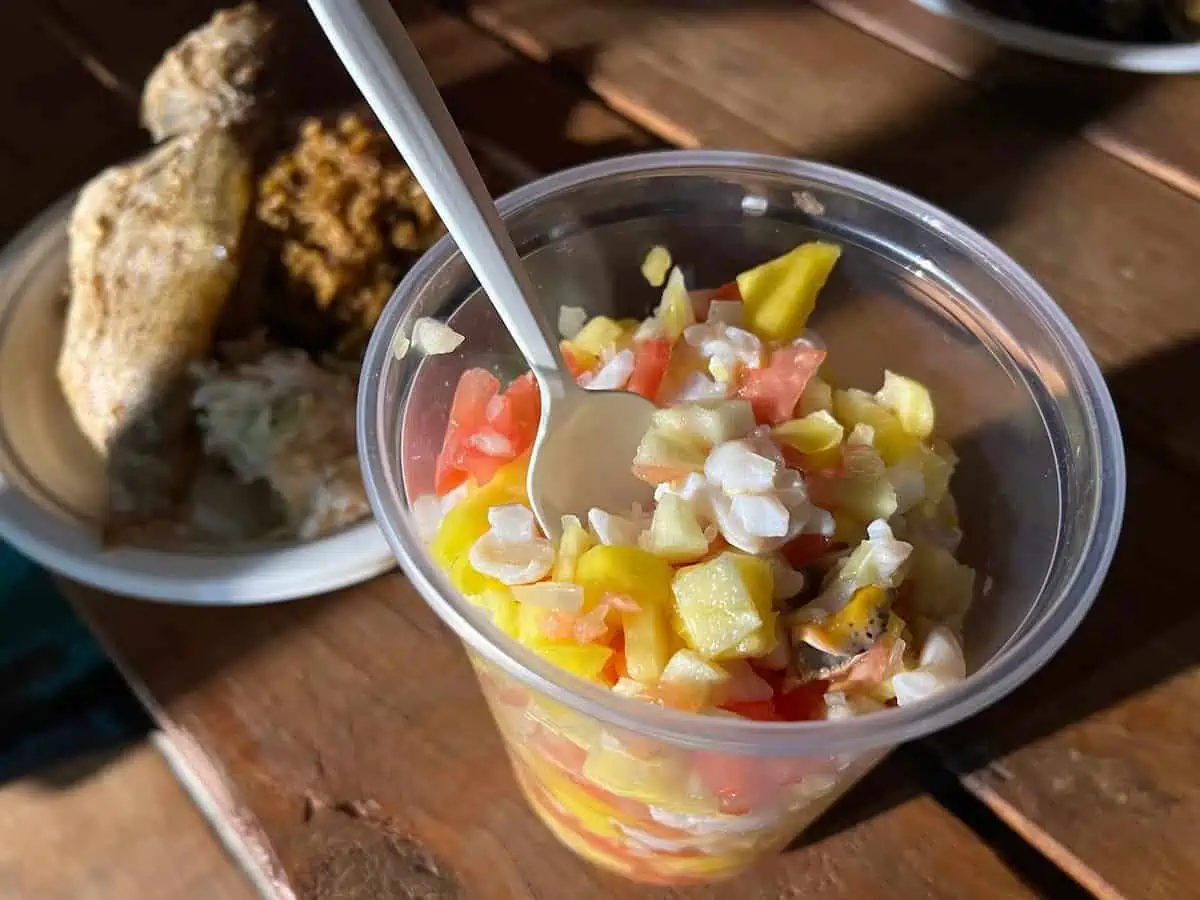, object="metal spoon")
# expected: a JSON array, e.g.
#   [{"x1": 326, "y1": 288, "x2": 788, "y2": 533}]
[{"x1": 306, "y1": 0, "x2": 656, "y2": 540}]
